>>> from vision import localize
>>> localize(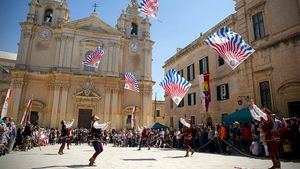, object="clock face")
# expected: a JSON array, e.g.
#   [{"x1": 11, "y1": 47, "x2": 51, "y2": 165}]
[
  {"x1": 129, "y1": 42, "x2": 139, "y2": 52},
  {"x1": 38, "y1": 28, "x2": 52, "y2": 40}
]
